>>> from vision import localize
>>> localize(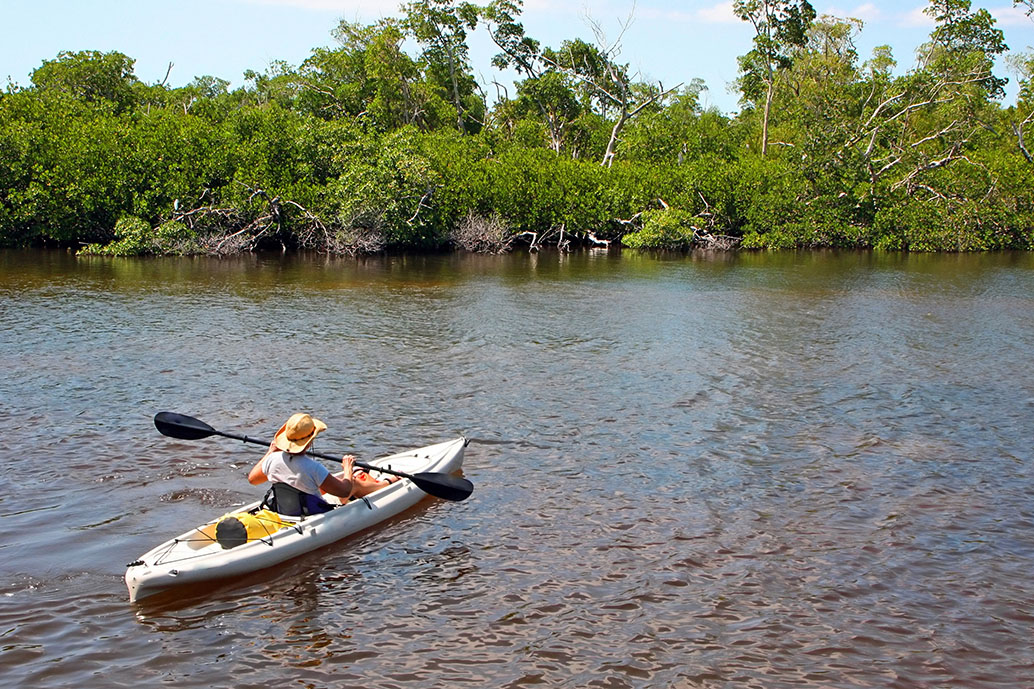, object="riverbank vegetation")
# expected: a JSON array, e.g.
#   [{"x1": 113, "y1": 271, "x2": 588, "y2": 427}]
[{"x1": 1, "y1": 0, "x2": 1032, "y2": 254}]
